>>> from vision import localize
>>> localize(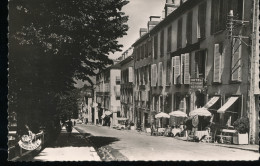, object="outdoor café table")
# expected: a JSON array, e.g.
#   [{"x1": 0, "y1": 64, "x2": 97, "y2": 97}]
[
  {"x1": 158, "y1": 128, "x2": 165, "y2": 136},
  {"x1": 172, "y1": 128, "x2": 181, "y2": 137},
  {"x1": 216, "y1": 129, "x2": 236, "y2": 144},
  {"x1": 194, "y1": 130, "x2": 209, "y2": 140}
]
